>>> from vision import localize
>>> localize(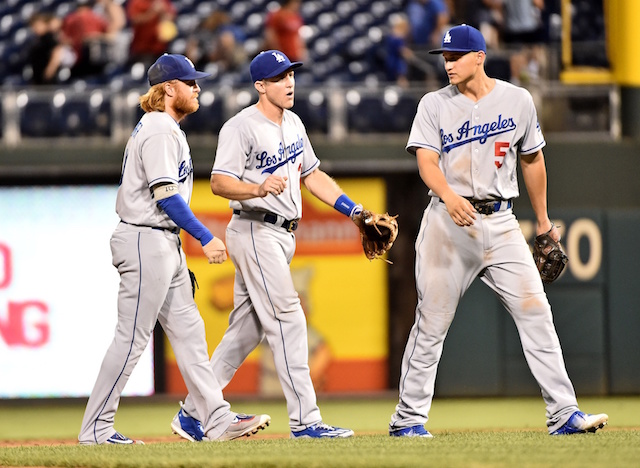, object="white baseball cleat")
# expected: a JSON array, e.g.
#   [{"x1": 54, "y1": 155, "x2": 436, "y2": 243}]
[{"x1": 216, "y1": 413, "x2": 271, "y2": 441}]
